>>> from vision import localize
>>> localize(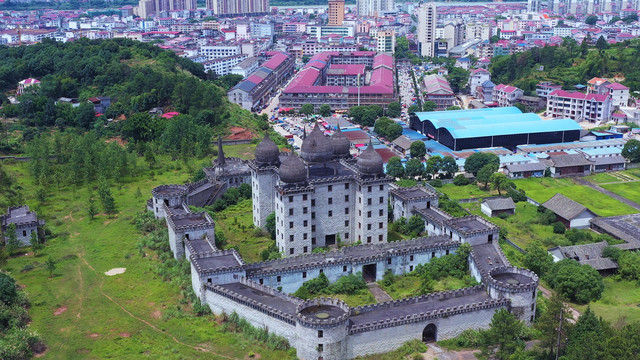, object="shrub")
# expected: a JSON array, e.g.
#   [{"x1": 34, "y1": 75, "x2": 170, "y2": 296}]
[
  {"x1": 552, "y1": 222, "x2": 566, "y2": 234},
  {"x1": 546, "y1": 259, "x2": 604, "y2": 304},
  {"x1": 430, "y1": 179, "x2": 443, "y2": 187},
  {"x1": 453, "y1": 174, "x2": 470, "y2": 186}
]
